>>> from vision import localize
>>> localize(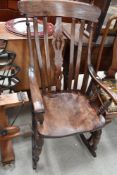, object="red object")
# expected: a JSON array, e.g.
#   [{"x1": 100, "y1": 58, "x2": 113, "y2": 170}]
[{"x1": 5, "y1": 18, "x2": 54, "y2": 37}]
